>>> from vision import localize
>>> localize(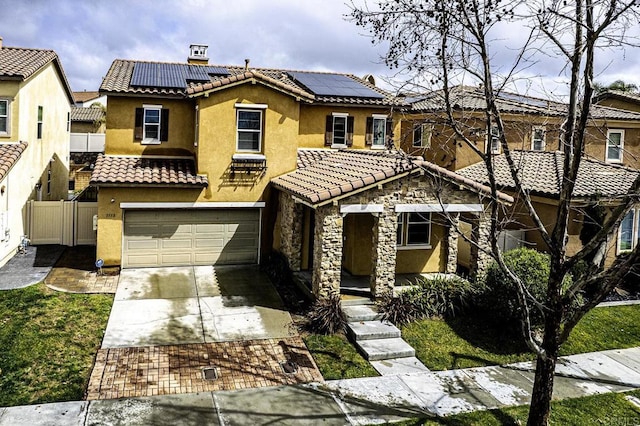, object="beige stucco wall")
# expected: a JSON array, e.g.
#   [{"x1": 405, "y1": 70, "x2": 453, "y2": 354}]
[{"x1": 0, "y1": 62, "x2": 70, "y2": 266}]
